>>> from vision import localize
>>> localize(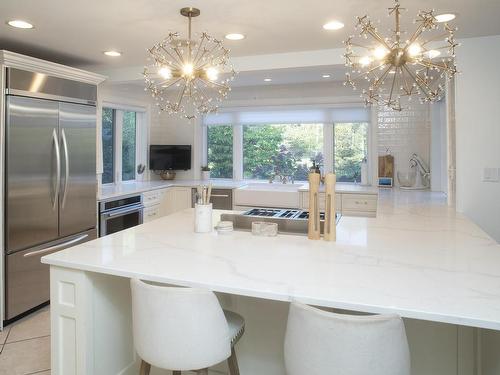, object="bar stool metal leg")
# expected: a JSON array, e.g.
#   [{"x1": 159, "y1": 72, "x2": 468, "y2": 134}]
[
  {"x1": 227, "y1": 347, "x2": 240, "y2": 375},
  {"x1": 139, "y1": 360, "x2": 151, "y2": 375}
]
